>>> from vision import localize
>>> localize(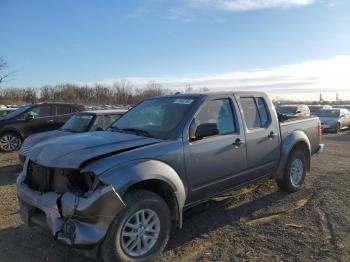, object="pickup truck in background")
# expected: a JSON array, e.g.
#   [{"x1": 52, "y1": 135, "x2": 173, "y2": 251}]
[{"x1": 17, "y1": 92, "x2": 324, "y2": 262}]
